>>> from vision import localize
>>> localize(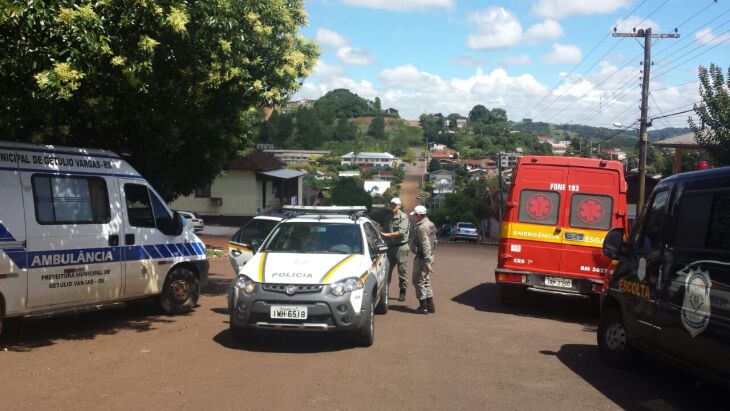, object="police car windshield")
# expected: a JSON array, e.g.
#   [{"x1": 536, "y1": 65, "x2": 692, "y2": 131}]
[{"x1": 262, "y1": 222, "x2": 364, "y2": 254}]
